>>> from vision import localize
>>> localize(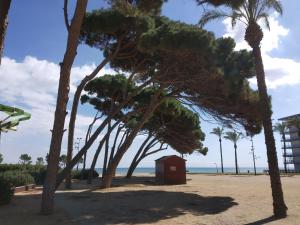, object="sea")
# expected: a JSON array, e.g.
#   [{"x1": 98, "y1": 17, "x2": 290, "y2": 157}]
[{"x1": 95, "y1": 167, "x2": 267, "y2": 175}]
